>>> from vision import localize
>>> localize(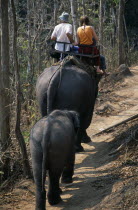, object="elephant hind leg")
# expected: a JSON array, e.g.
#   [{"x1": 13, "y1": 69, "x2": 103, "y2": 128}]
[
  {"x1": 31, "y1": 143, "x2": 46, "y2": 210},
  {"x1": 75, "y1": 129, "x2": 85, "y2": 152},
  {"x1": 35, "y1": 190, "x2": 46, "y2": 210},
  {"x1": 47, "y1": 169, "x2": 62, "y2": 205},
  {"x1": 61, "y1": 151, "x2": 75, "y2": 184},
  {"x1": 81, "y1": 130, "x2": 91, "y2": 143}
]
